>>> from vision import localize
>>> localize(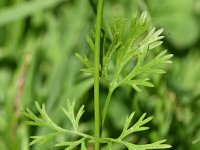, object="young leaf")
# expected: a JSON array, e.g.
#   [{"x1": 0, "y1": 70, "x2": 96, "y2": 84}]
[
  {"x1": 75, "y1": 53, "x2": 94, "y2": 74},
  {"x1": 124, "y1": 78, "x2": 154, "y2": 92},
  {"x1": 61, "y1": 101, "x2": 85, "y2": 132},
  {"x1": 86, "y1": 35, "x2": 95, "y2": 52},
  {"x1": 105, "y1": 12, "x2": 172, "y2": 94},
  {"x1": 118, "y1": 113, "x2": 153, "y2": 140}
]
